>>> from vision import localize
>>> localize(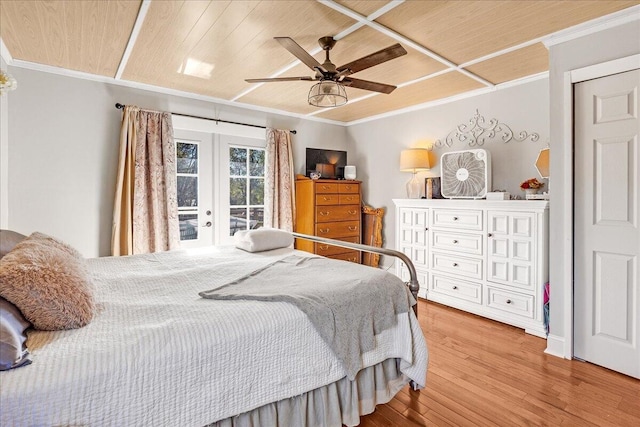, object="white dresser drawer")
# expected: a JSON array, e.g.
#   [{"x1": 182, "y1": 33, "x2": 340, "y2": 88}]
[
  {"x1": 431, "y1": 251, "x2": 483, "y2": 280},
  {"x1": 431, "y1": 274, "x2": 482, "y2": 304},
  {"x1": 486, "y1": 286, "x2": 534, "y2": 319},
  {"x1": 432, "y1": 209, "x2": 483, "y2": 231},
  {"x1": 432, "y1": 230, "x2": 483, "y2": 255}
]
